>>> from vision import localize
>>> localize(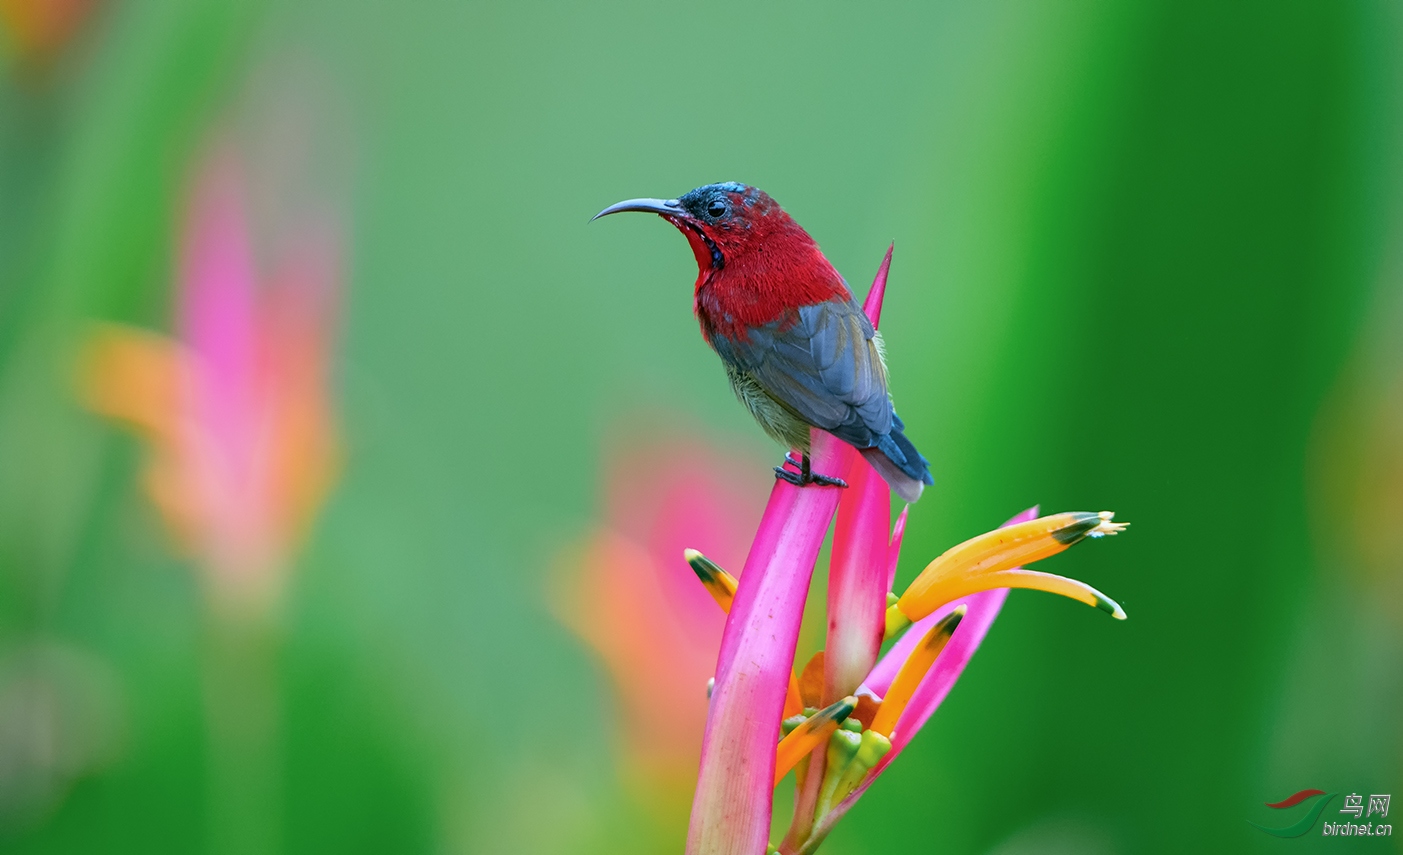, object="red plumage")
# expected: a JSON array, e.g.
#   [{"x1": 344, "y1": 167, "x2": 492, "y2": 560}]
[{"x1": 684, "y1": 188, "x2": 849, "y2": 342}]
